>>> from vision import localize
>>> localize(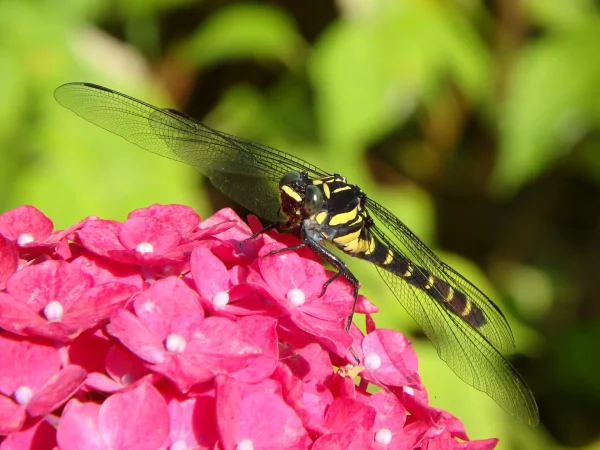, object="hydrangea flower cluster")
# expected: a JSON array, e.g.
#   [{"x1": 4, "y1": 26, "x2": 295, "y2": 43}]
[{"x1": 0, "y1": 204, "x2": 498, "y2": 449}]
